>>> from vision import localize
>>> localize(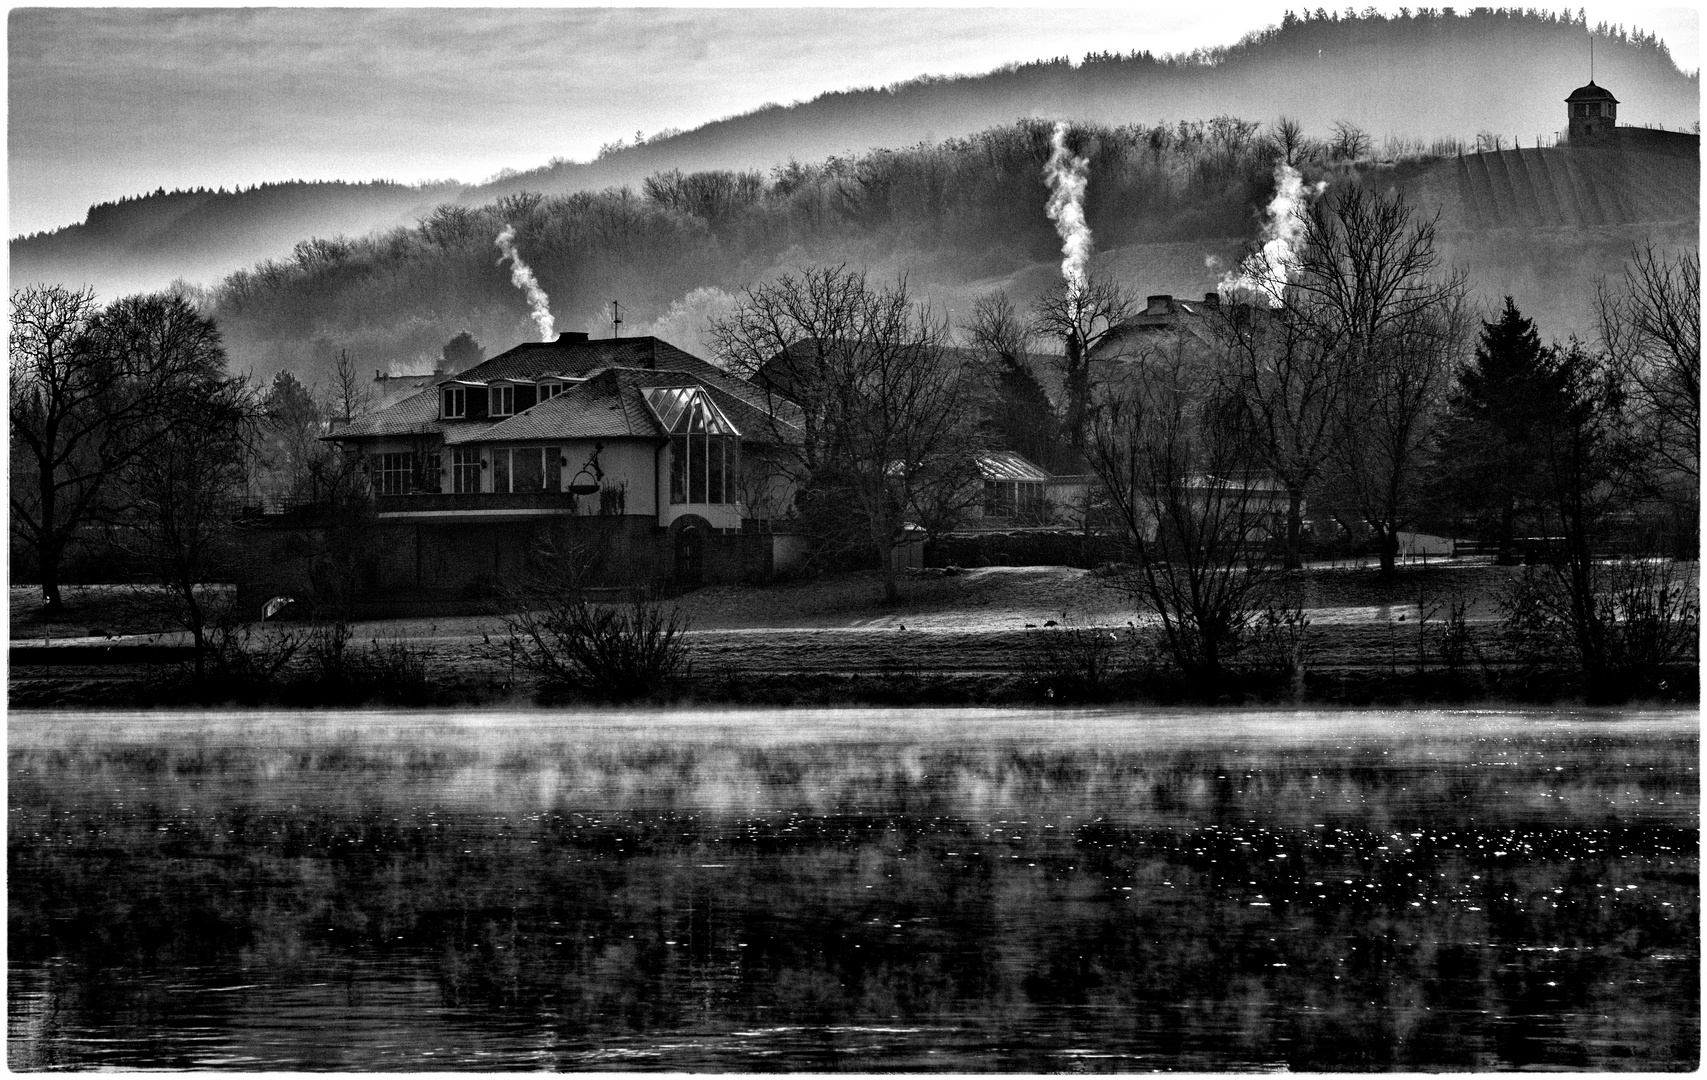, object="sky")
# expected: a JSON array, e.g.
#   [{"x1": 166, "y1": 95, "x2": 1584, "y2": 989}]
[{"x1": 9, "y1": 3, "x2": 1701, "y2": 237}]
